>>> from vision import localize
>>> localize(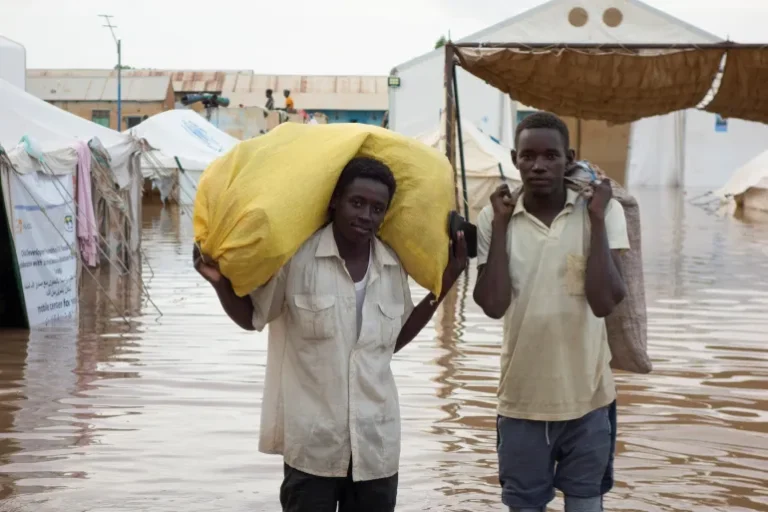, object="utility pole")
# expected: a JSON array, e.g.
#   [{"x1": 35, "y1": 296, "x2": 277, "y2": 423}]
[{"x1": 99, "y1": 15, "x2": 122, "y2": 131}]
